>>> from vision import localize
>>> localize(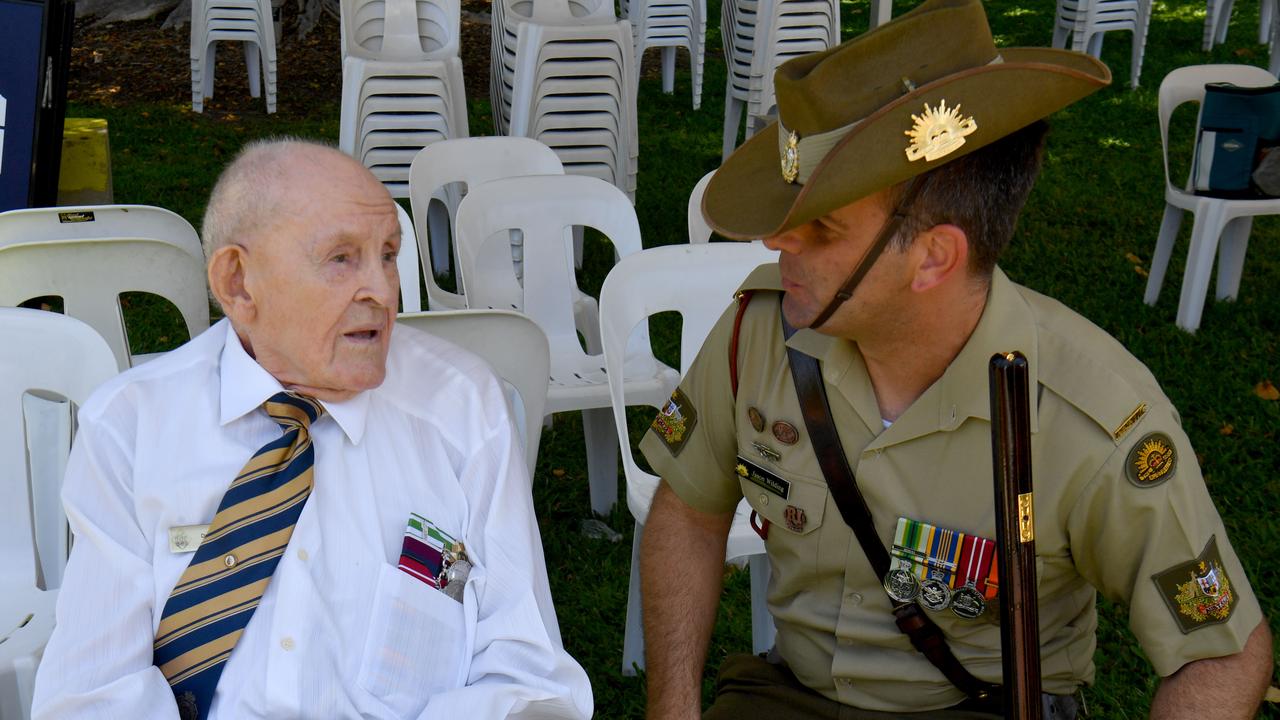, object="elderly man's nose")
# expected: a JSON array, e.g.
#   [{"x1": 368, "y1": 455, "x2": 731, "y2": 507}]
[{"x1": 357, "y1": 257, "x2": 398, "y2": 306}]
